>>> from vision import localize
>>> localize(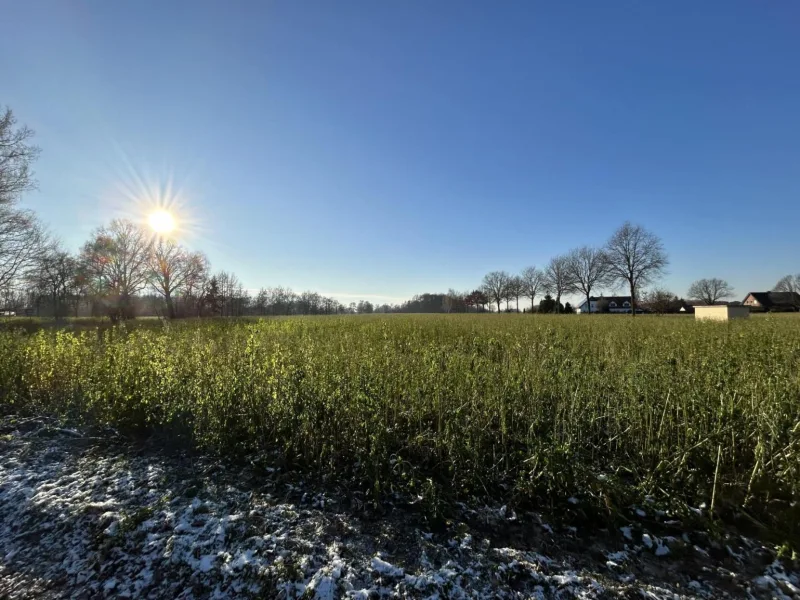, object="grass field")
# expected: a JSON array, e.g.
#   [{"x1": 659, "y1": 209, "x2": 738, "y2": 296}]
[{"x1": 1, "y1": 314, "x2": 798, "y2": 537}]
